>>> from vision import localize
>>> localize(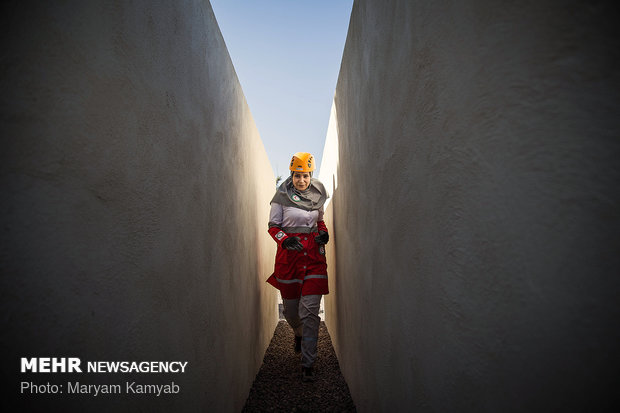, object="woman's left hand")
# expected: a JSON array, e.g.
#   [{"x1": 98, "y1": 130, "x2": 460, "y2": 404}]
[{"x1": 314, "y1": 231, "x2": 329, "y2": 245}]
